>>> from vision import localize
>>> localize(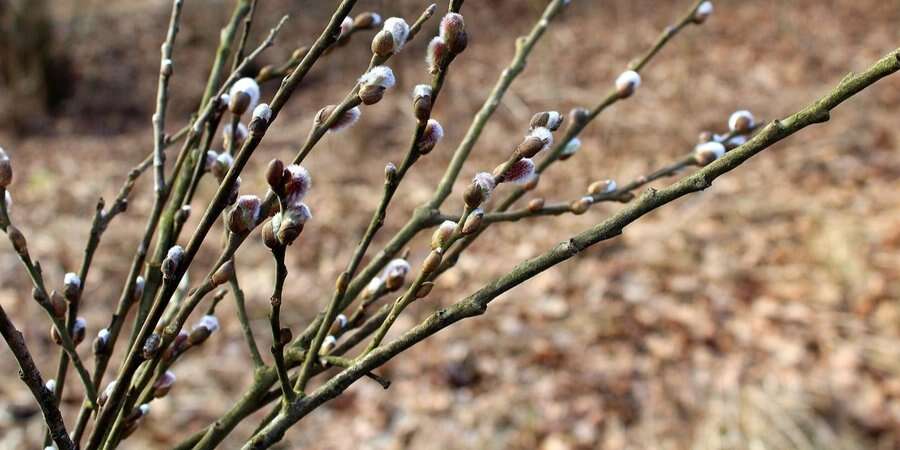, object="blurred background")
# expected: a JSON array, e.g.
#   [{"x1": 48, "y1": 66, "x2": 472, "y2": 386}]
[{"x1": 2, "y1": 0, "x2": 900, "y2": 448}]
